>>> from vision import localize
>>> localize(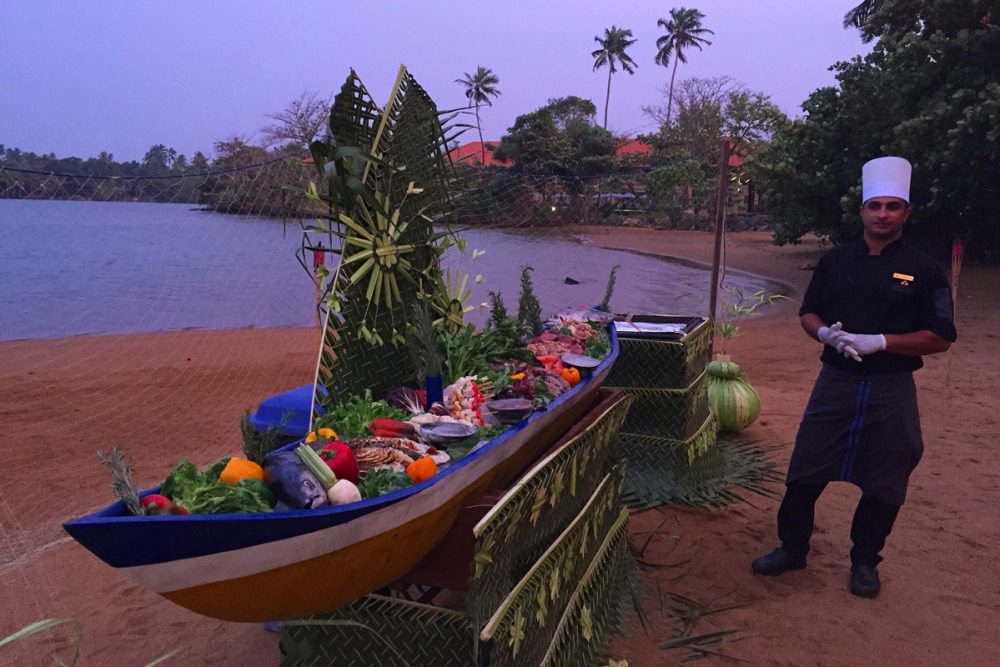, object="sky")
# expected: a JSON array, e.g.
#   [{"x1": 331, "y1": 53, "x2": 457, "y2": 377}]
[{"x1": 0, "y1": 1, "x2": 872, "y2": 163}]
